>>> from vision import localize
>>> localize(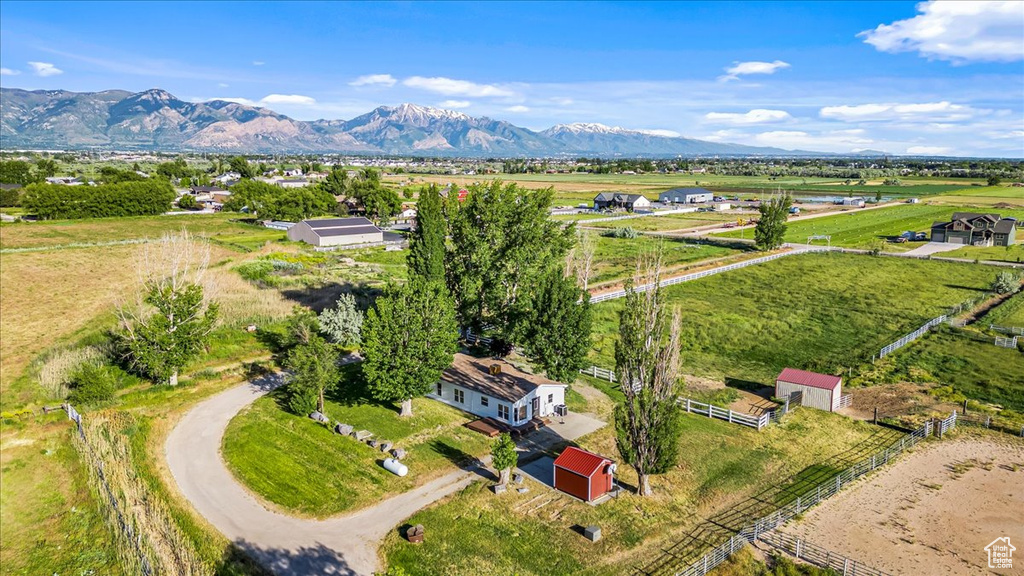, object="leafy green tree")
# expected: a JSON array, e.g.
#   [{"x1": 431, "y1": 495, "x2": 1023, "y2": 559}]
[
  {"x1": 229, "y1": 156, "x2": 255, "y2": 179},
  {"x1": 350, "y1": 179, "x2": 401, "y2": 224},
  {"x1": 155, "y1": 159, "x2": 191, "y2": 180},
  {"x1": 407, "y1": 185, "x2": 446, "y2": 284},
  {"x1": 491, "y1": 433, "x2": 518, "y2": 485},
  {"x1": 225, "y1": 179, "x2": 276, "y2": 215},
  {"x1": 988, "y1": 175, "x2": 1002, "y2": 186},
  {"x1": 362, "y1": 280, "x2": 458, "y2": 417},
  {"x1": 319, "y1": 293, "x2": 363, "y2": 347},
  {"x1": 284, "y1": 334, "x2": 340, "y2": 414},
  {"x1": 513, "y1": 268, "x2": 592, "y2": 383},
  {"x1": 613, "y1": 256, "x2": 683, "y2": 497},
  {"x1": 21, "y1": 180, "x2": 176, "y2": 220},
  {"x1": 68, "y1": 364, "x2": 117, "y2": 405},
  {"x1": 35, "y1": 158, "x2": 59, "y2": 178},
  {"x1": 177, "y1": 194, "x2": 198, "y2": 210},
  {"x1": 0, "y1": 187, "x2": 20, "y2": 208},
  {"x1": 99, "y1": 166, "x2": 146, "y2": 184},
  {"x1": 753, "y1": 194, "x2": 792, "y2": 251},
  {"x1": 119, "y1": 279, "x2": 218, "y2": 386},
  {"x1": 446, "y1": 181, "x2": 575, "y2": 336},
  {"x1": 0, "y1": 160, "x2": 40, "y2": 185},
  {"x1": 319, "y1": 166, "x2": 349, "y2": 198}
]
